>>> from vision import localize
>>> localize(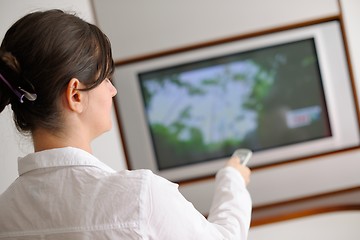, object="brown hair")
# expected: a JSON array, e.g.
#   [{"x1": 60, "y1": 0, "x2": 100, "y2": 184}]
[{"x1": 0, "y1": 9, "x2": 114, "y2": 134}]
